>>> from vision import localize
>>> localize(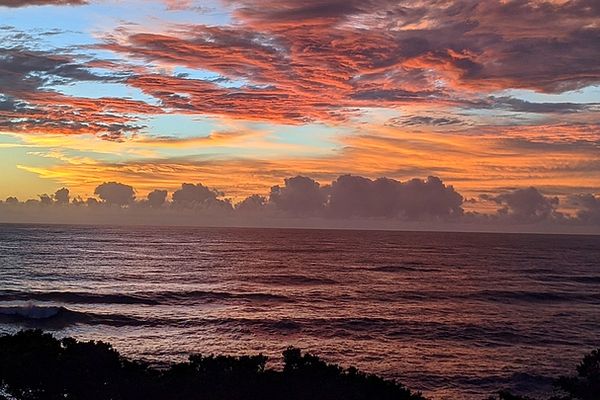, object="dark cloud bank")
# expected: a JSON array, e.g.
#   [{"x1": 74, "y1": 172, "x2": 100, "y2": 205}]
[{"x1": 1, "y1": 176, "x2": 599, "y2": 234}]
